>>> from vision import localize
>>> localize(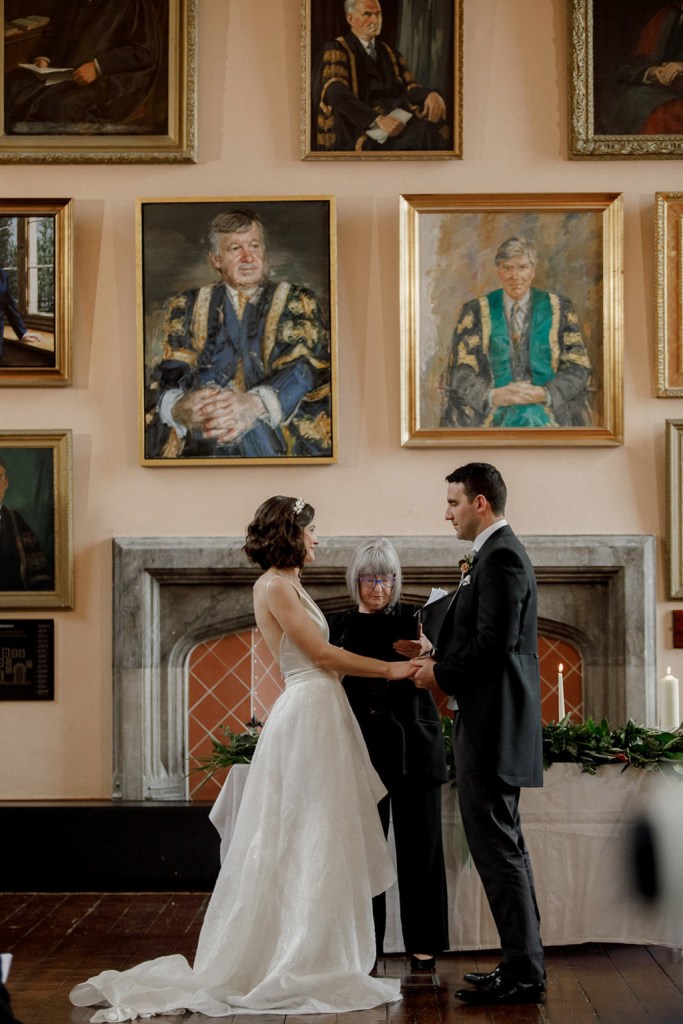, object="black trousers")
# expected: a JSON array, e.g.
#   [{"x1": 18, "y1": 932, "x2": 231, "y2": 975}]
[
  {"x1": 373, "y1": 777, "x2": 449, "y2": 956},
  {"x1": 455, "y1": 721, "x2": 544, "y2": 983}
]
